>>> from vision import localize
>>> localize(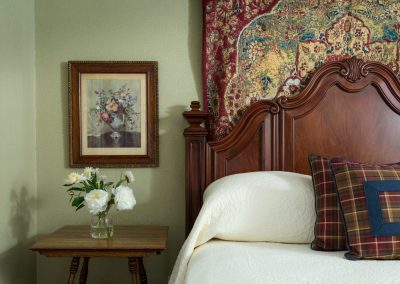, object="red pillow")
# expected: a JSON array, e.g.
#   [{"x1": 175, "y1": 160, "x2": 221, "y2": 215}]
[{"x1": 308, "y1": 154, "x2": 346, "y2": 250}]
